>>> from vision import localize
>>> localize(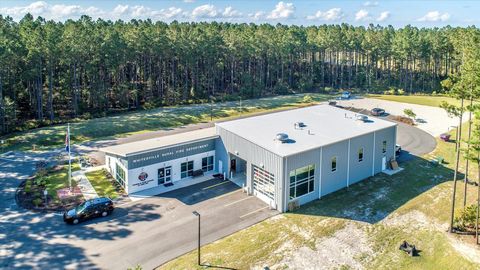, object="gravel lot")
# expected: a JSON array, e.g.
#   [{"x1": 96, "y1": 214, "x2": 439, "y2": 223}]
[{"x1": 337, "y1": 98, "x2": 469, "y2": 137}]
